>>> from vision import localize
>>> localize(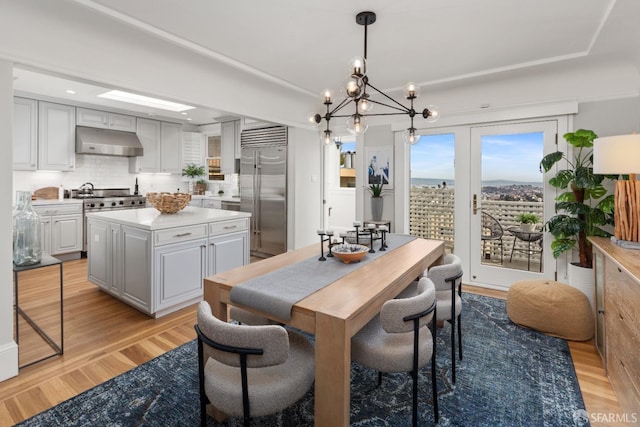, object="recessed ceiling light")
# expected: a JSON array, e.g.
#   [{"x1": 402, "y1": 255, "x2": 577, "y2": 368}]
[
  {"x1": 66, "y1": 90, "x2": 76, "y2": 94},
  {"x1": 186, "y1": 118, "x2": 193, "y2": 121},
  {"x1": 98, "y1": 90, "x2": 195, "y2": 112},
  {"x1": 181, "y1": 112, "x2": 188, "y2": 116}
]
